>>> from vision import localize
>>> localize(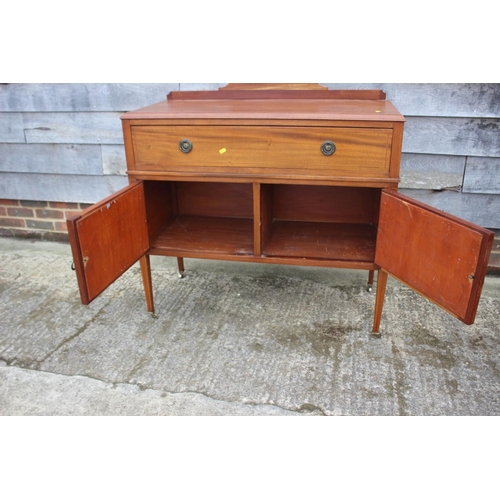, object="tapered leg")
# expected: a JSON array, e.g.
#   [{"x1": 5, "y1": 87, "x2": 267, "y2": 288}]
[
  {"x1": 177, "y1": 257, "x2": 185, "y2": 278},
  {"x1": 140, "y1": 254, "x2": 154, "y2": 313},
  {"x1": 372, "y1": 269, "x2": 388, "y2": 334},
  {"x1": 367, "y1": 270, "x2": 375, "y2": 292}
]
